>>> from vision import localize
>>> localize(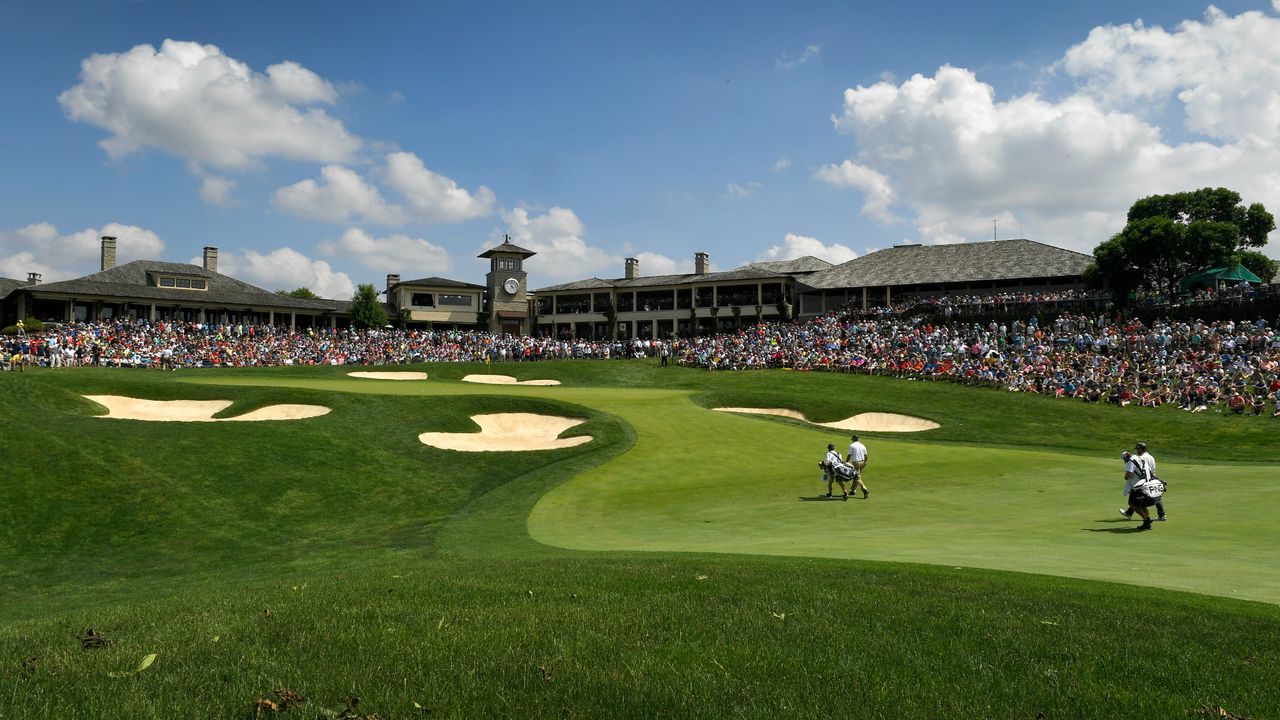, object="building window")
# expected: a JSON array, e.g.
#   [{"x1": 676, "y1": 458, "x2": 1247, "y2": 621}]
[
  {"x1": 497, "y1": 258, "x2": 517, "y2": 271},
  {"x1": 157, "y1": 276, "x2": 207, "y2": 290},
  {"x1": 411, "y1": 293, "x2": 435, "y2": 307},
  {"x1": 439, "y1": 294, "x2": 472, "y2": 307}
]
